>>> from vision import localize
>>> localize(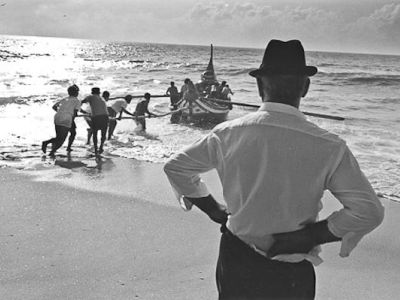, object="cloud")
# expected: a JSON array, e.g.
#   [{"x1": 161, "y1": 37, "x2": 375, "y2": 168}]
[
  {"x1": 0, "y1": 0, "x2": 399, "y2": 54},
  {"x1": 183, "y1": 1, "x2": 400, "y2": 53},
  {"x1": 184, "y1": 3, "x2": 345, "y2": 50},
  {"x1": 345, "y1": 3, "x2": 400, "y2": 52}
]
